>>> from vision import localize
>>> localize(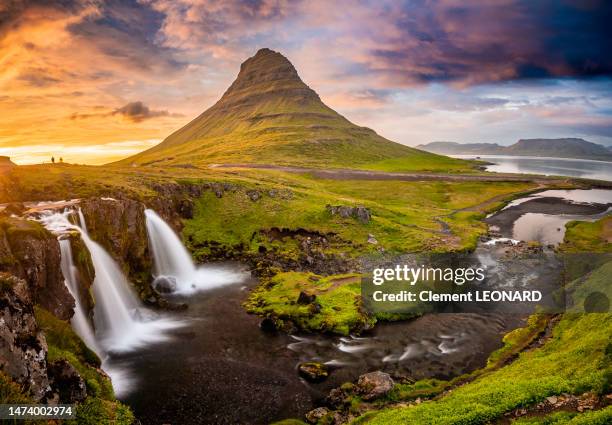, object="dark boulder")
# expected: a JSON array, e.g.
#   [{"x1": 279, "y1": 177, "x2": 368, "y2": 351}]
[
  {"x1": 152, "y1": 276, "x2": 177, "y2": 294},
  {"x1": 3, "y1": 202, "x2": 26, "y2": 216},
  {"x1": 356, "y1": 371, "x2": 394, "y2": 400},
  {"x1": 259, "y1": 317, "x2": 277, "y2": 333},
  {"x1": 297, "y1": 291, "x2": 316, "y2": 305},
  {"x1": 298, "y1": 362, "x2": 329, "y2": 382}
]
